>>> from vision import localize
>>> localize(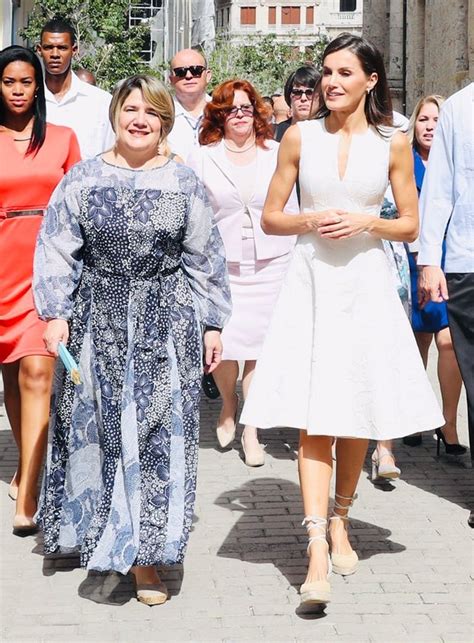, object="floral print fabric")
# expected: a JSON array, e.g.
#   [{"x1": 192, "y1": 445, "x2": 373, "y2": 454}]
[
  {"x1": 33, "y1": 158, "x2": 231, "y2": 573},
  {"x1": 380, "y1": 198, "x2": 411, "y2": 318}
]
